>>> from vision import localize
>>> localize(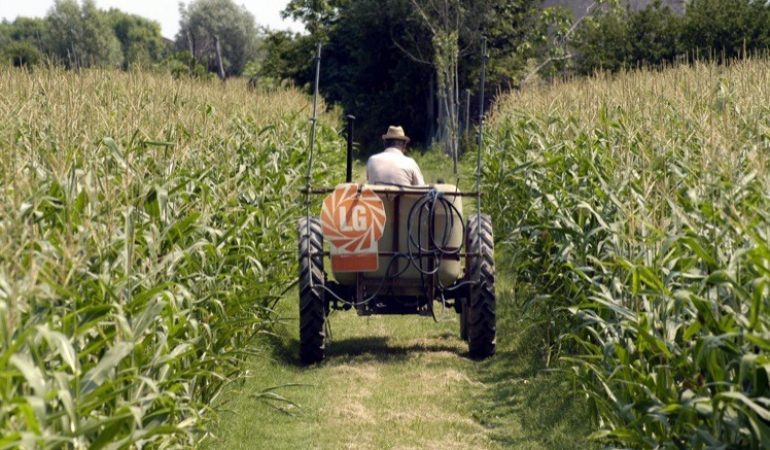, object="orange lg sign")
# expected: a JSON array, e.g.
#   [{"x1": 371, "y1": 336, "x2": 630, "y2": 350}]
[{"x1": 321, "y1": 184, "x2": 385, "y2": 272}]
